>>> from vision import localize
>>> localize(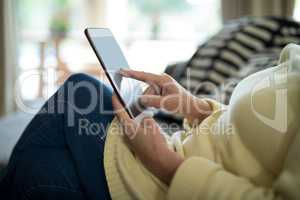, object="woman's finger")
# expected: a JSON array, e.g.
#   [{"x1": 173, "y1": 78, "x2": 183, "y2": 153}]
[
  {"x1": 119, "y1": 69, "x2": 162, "y2": 85},
  {"x1": 112, "y1": 94, "x2": 132, "y2": 123},
  {"x1": 143, "y1": 84, "x2": 161, "y2": 95},
  {"x1": 112, "y1": 95, "x2": 138, "y2": 138},
  {"x1": 139, "y1": 95, "x2": 162, "y2": 108}
]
